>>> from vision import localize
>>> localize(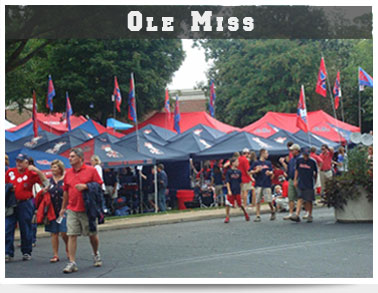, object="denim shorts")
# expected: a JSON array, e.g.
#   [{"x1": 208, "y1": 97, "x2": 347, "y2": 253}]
[{"x1": 45, "y1": 216, "x2": 67, "y2": 234}]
